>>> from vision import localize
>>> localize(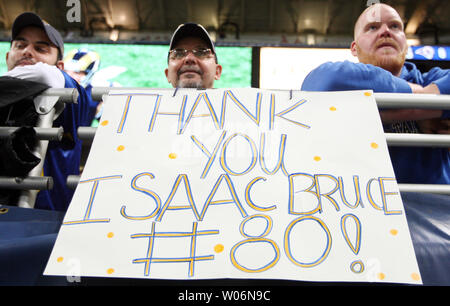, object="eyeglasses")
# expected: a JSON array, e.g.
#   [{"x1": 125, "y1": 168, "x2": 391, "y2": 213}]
[{"x1": 169, "y1": 48, "x2": 213, "y2": 60}]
